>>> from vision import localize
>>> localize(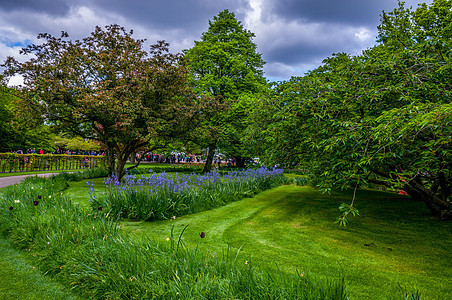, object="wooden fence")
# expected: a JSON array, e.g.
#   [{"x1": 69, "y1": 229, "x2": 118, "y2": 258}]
[{"x1": 0, "y1": 153, "x2": 107, "y2": 173}]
